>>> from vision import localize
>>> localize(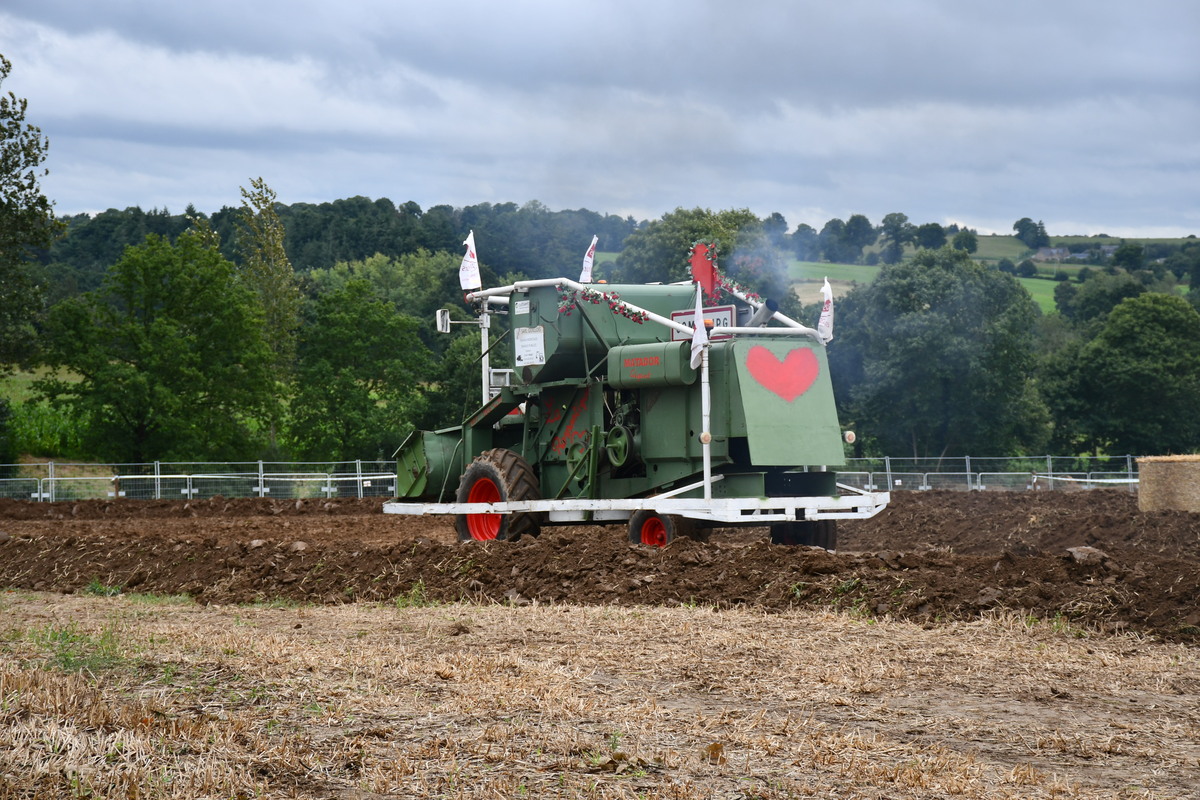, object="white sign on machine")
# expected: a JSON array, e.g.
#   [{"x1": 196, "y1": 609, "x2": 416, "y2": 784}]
[{"x1": 669, "y1": 304, "x2": 735, "y2": 341}]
